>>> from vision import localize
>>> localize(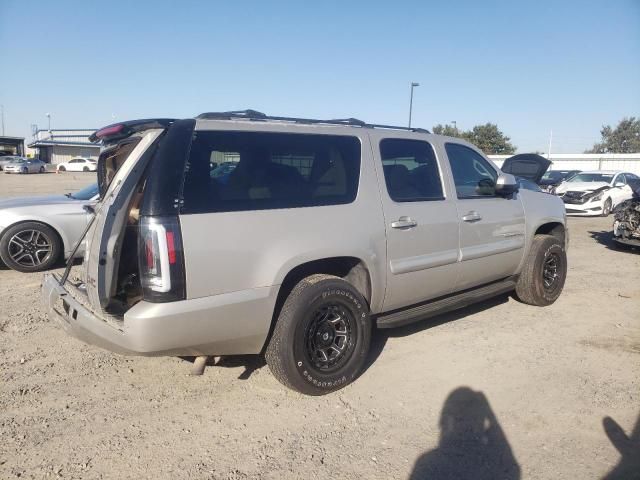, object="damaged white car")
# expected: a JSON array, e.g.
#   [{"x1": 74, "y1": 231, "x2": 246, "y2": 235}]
[
  {"x1": 555, "y1": 171, "x2": 639, "y2": 216},
  {"x1": 613, "y1": 178, "x2": 640, "y2": 248}
]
